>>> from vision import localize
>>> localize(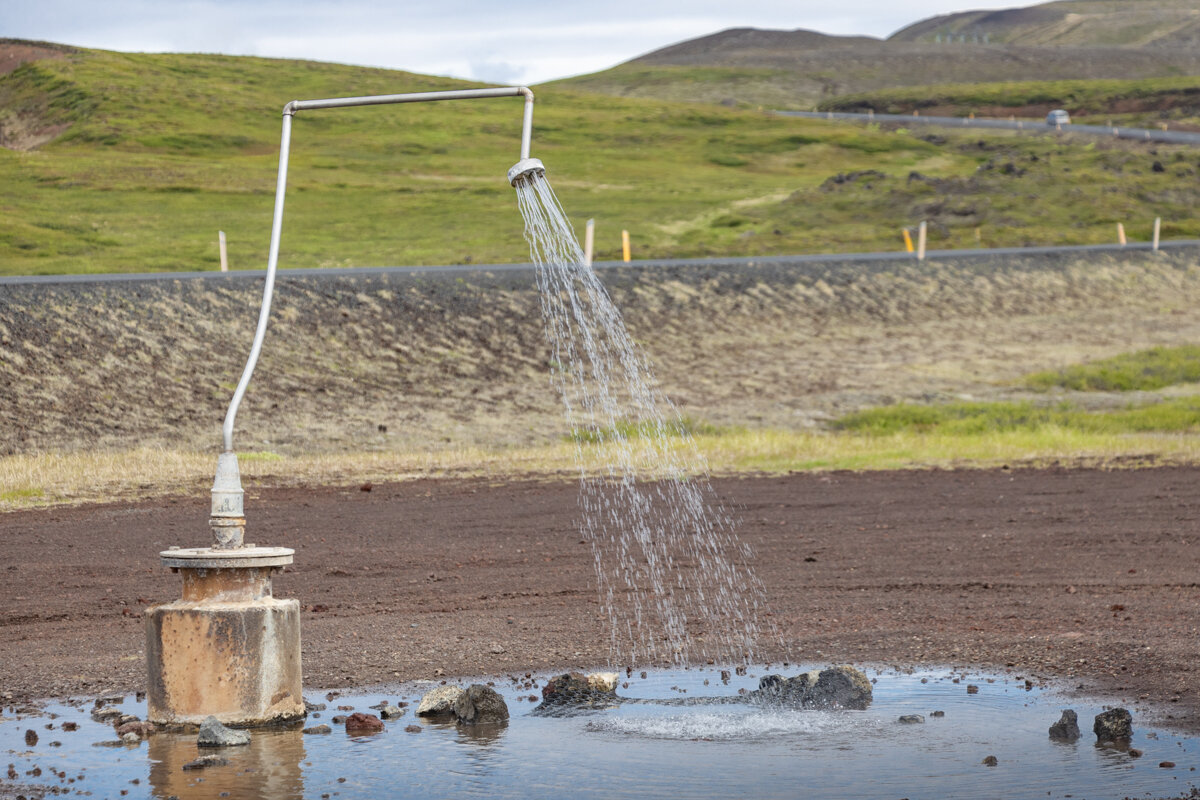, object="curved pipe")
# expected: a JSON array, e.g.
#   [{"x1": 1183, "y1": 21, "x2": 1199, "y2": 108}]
[{"x1": 221, "y1": 87, "x2": 535, "y2": 452}]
